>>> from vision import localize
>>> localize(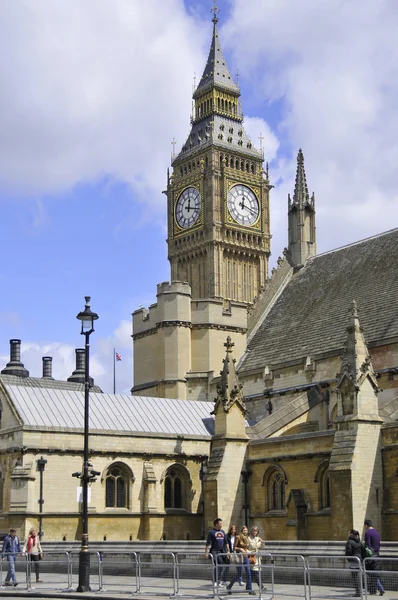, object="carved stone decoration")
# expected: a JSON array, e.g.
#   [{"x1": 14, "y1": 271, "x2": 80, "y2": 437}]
[{"x1": 212, "y1": 336, "x2": 247, "y2": 416}]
